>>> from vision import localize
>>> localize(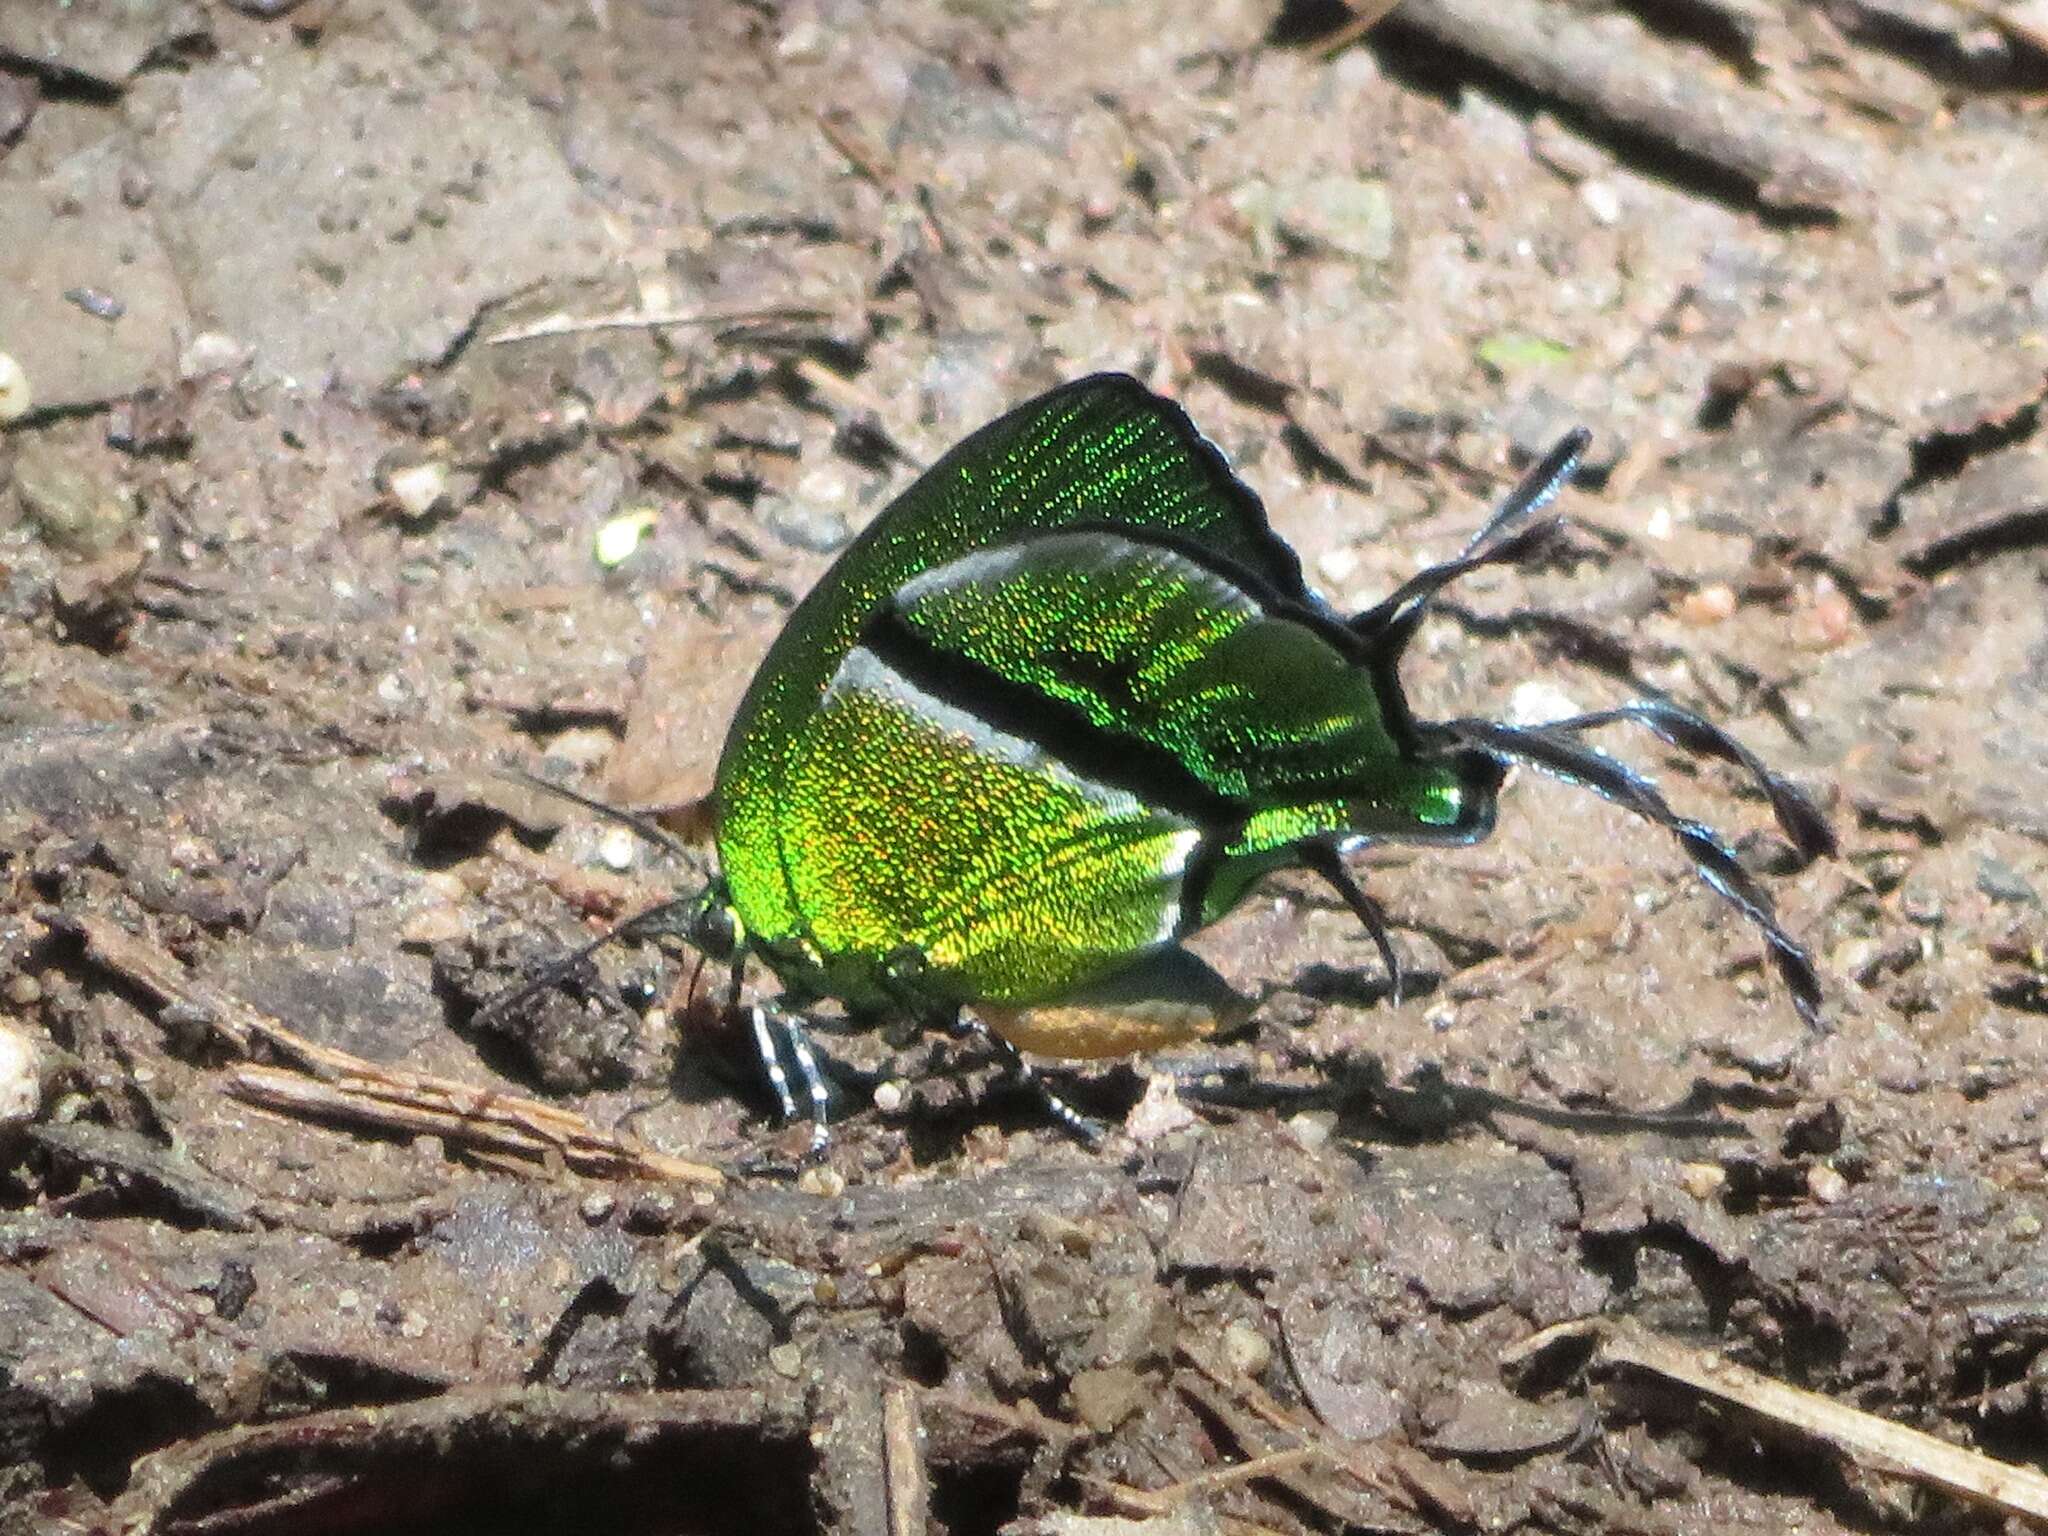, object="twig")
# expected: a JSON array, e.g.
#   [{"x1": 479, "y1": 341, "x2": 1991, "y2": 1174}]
[
  {"x1": 792, "y1": 355, "x2": 896, "y2": 420},
  {"x1": 1075, "y1": 1478, "x2": 1293, "y2": 1536},
  {"x1": 1375, "y1": 0, "x2": 1866, "y2": 217},
  {"x1": 883, "y1": 1384, "x2": 928, "y2": 1536},
  {"x1": 225, "y1": 1064, "x2": 722, "y2": 1187},
  {"x1": 483, "y1": 303, "x2": 829, "y2": 347},
  {"x1": 816, "y1": 110, "x2": 899, "y2": 190},
  {"x1": 916, "y1": 1387, "x2": 1075, "y2": 1444},
  {"x1": 1106, "y1": 1448, "x2": 1321, "y2": 1511},
  {"x1": 1176, "y1": 1341, "x2": 1473, "y2": 1525},
  {"x1": 1507, "y1": 1318, "x2": 2048, "y2": 1522},
  {"x1": 44, "y1": 907, "x2": 722, "y2": 1188}
]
